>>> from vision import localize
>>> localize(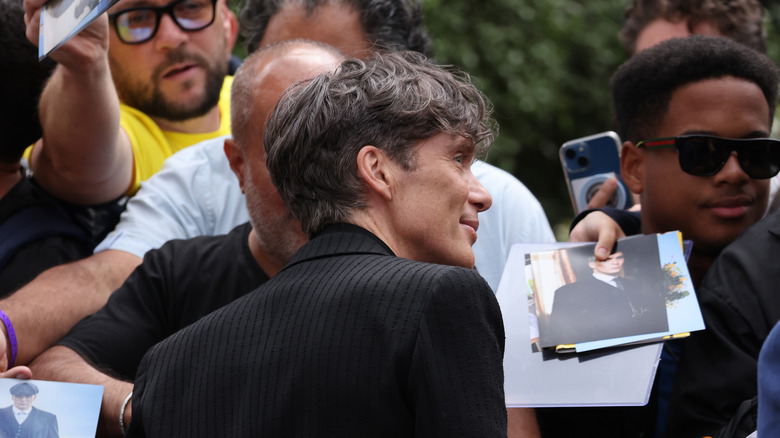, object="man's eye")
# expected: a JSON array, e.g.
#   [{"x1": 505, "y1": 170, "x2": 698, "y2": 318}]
[{"x1": 124, "y1": 11, "x2": 154, "y2": 26}]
